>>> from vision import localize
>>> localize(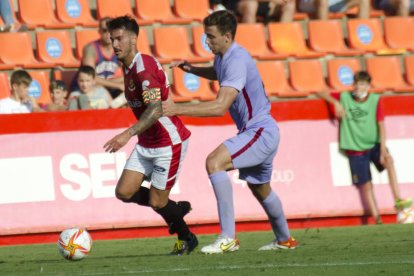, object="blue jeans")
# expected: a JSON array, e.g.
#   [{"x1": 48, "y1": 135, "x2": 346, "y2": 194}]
[{"x1": 0, "y1": 0, "x2": 14, "y2": 25}]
